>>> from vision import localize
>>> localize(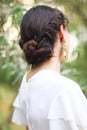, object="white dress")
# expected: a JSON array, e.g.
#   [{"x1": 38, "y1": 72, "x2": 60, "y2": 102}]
[{"x1": 12, "y1": 70, "x2": 87, "y2": 130}]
